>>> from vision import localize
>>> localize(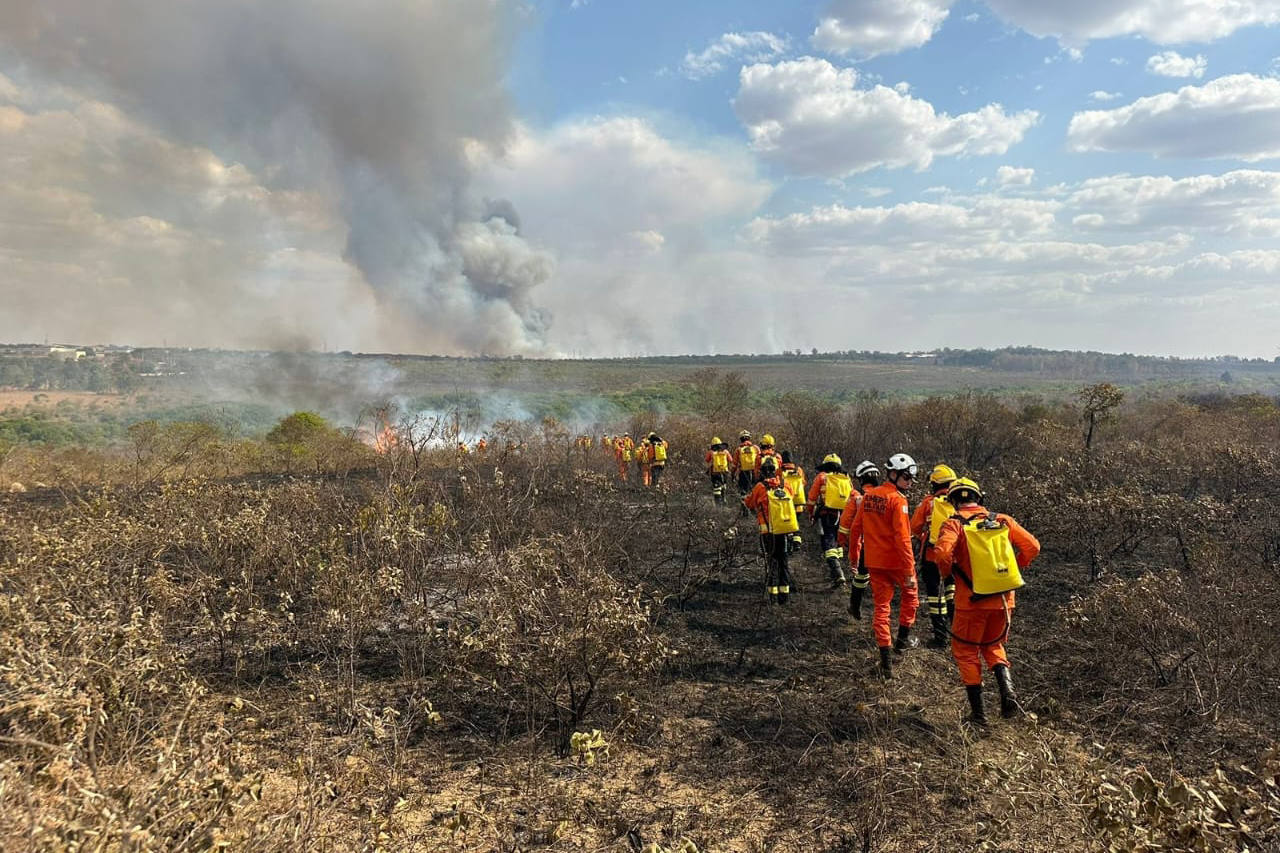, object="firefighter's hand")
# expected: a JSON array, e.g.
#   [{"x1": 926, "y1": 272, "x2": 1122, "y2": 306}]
[{"x1": 905, "y1": 572, "x2": 917, "y2": 590}]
